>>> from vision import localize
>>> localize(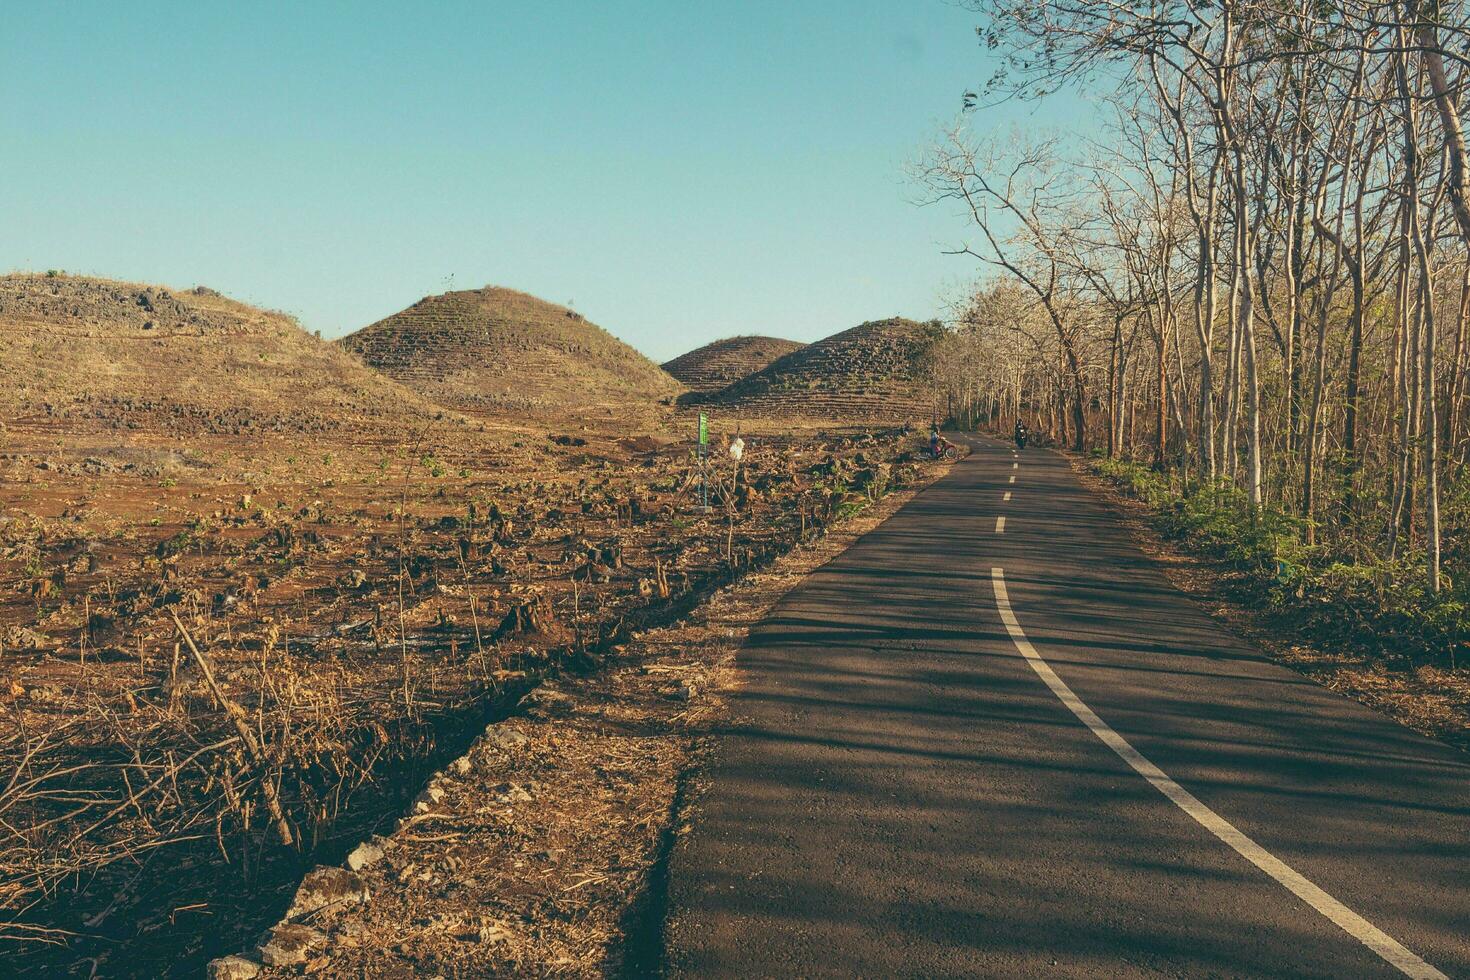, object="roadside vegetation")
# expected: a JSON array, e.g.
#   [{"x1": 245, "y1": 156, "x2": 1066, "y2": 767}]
[{"x1": 1090, "y1": 456, "x2": 1468, "y2": 669}]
